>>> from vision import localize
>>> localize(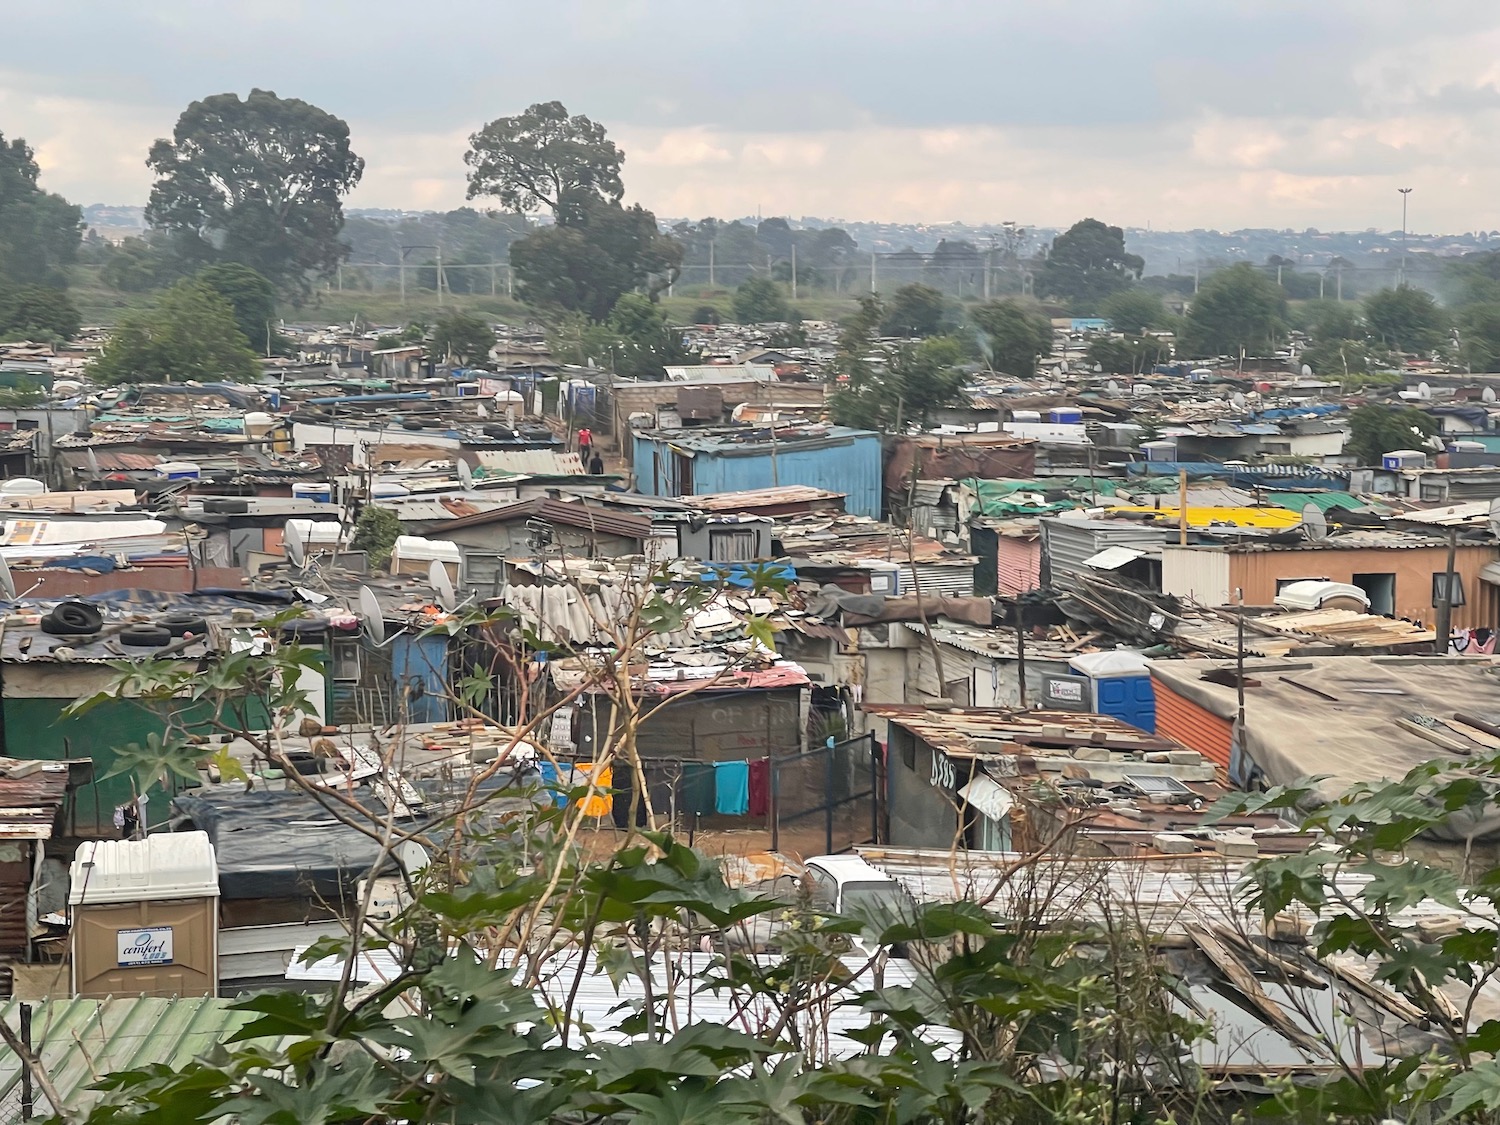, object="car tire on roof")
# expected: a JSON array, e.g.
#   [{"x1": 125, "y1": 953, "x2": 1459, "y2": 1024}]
[
  {"x1": 40, "y1": 601, "x2": 103, "y2": 636},
  {"x1": 160, "y1": 612, "x2": 208, "y2": 638},
  {"x1": 120, "y1": 625, "x2": 172, "y2": 648}
]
